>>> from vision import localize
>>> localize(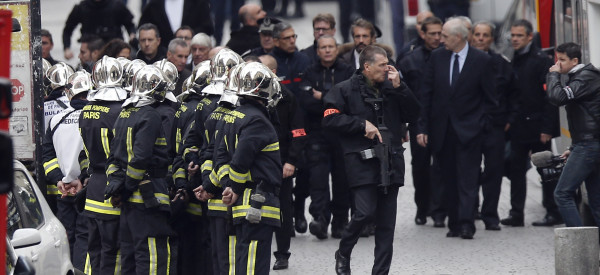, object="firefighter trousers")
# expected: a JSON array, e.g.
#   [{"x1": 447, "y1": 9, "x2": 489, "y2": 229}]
[
  {"x1": 85, "y1": 217, "x2": 120, "y2": 274},
  {"x1": 57, "y1": 198, "x2": 88, "y2": 271},
  {"x1": 234, "y1": 222, "x2": 274, "y2": 275},
  {"x1": 119, "y1": 203, "x2": 177, "y2": 275}
]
